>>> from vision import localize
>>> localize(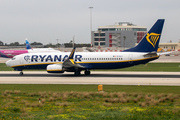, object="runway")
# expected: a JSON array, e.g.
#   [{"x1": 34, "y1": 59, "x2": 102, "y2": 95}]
[{"x1": 0, "y1": 71, "x2": 180, "y2": 85}]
